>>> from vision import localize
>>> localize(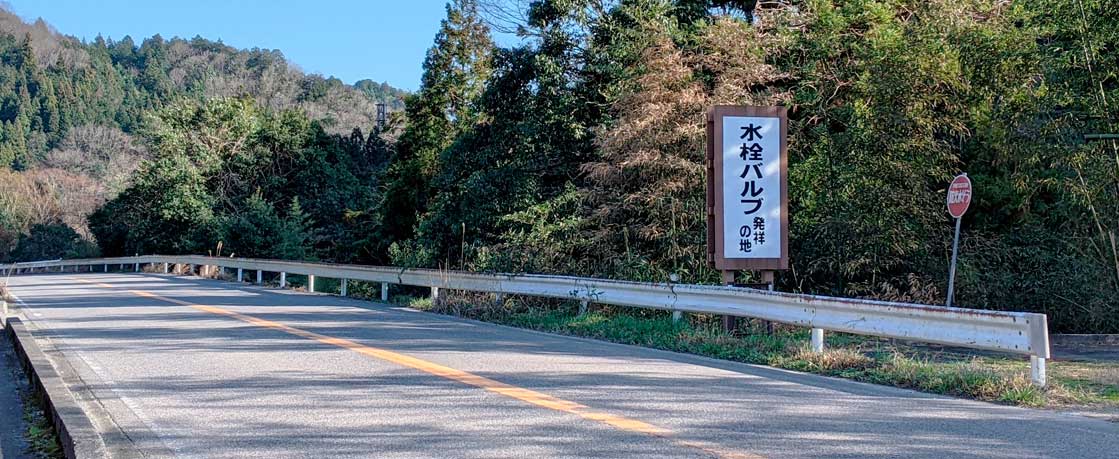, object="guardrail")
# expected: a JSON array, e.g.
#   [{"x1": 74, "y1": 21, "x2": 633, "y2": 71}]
[{"x1": 2, "y1": 255, "x2": 1052, "y2": 386}]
